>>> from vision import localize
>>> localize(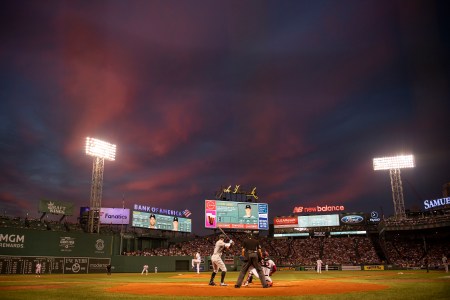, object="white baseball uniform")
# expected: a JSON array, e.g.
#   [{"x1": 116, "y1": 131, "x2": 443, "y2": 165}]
[
  {"x1": 316, "y1": 259, "x2": 323, "y2": 273},
  {"x1": 141, "y1": 264, "x2": 148, "y2": 275},
  {"x1": 192, "y1": 252, "x2": 201, "y2": 274},
  {"x1": 211, "y1": 240, "x2": 231, "y2": 273},
  {"x1": 35, "y1": 263, "x2": 42, "y2": 277}
]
